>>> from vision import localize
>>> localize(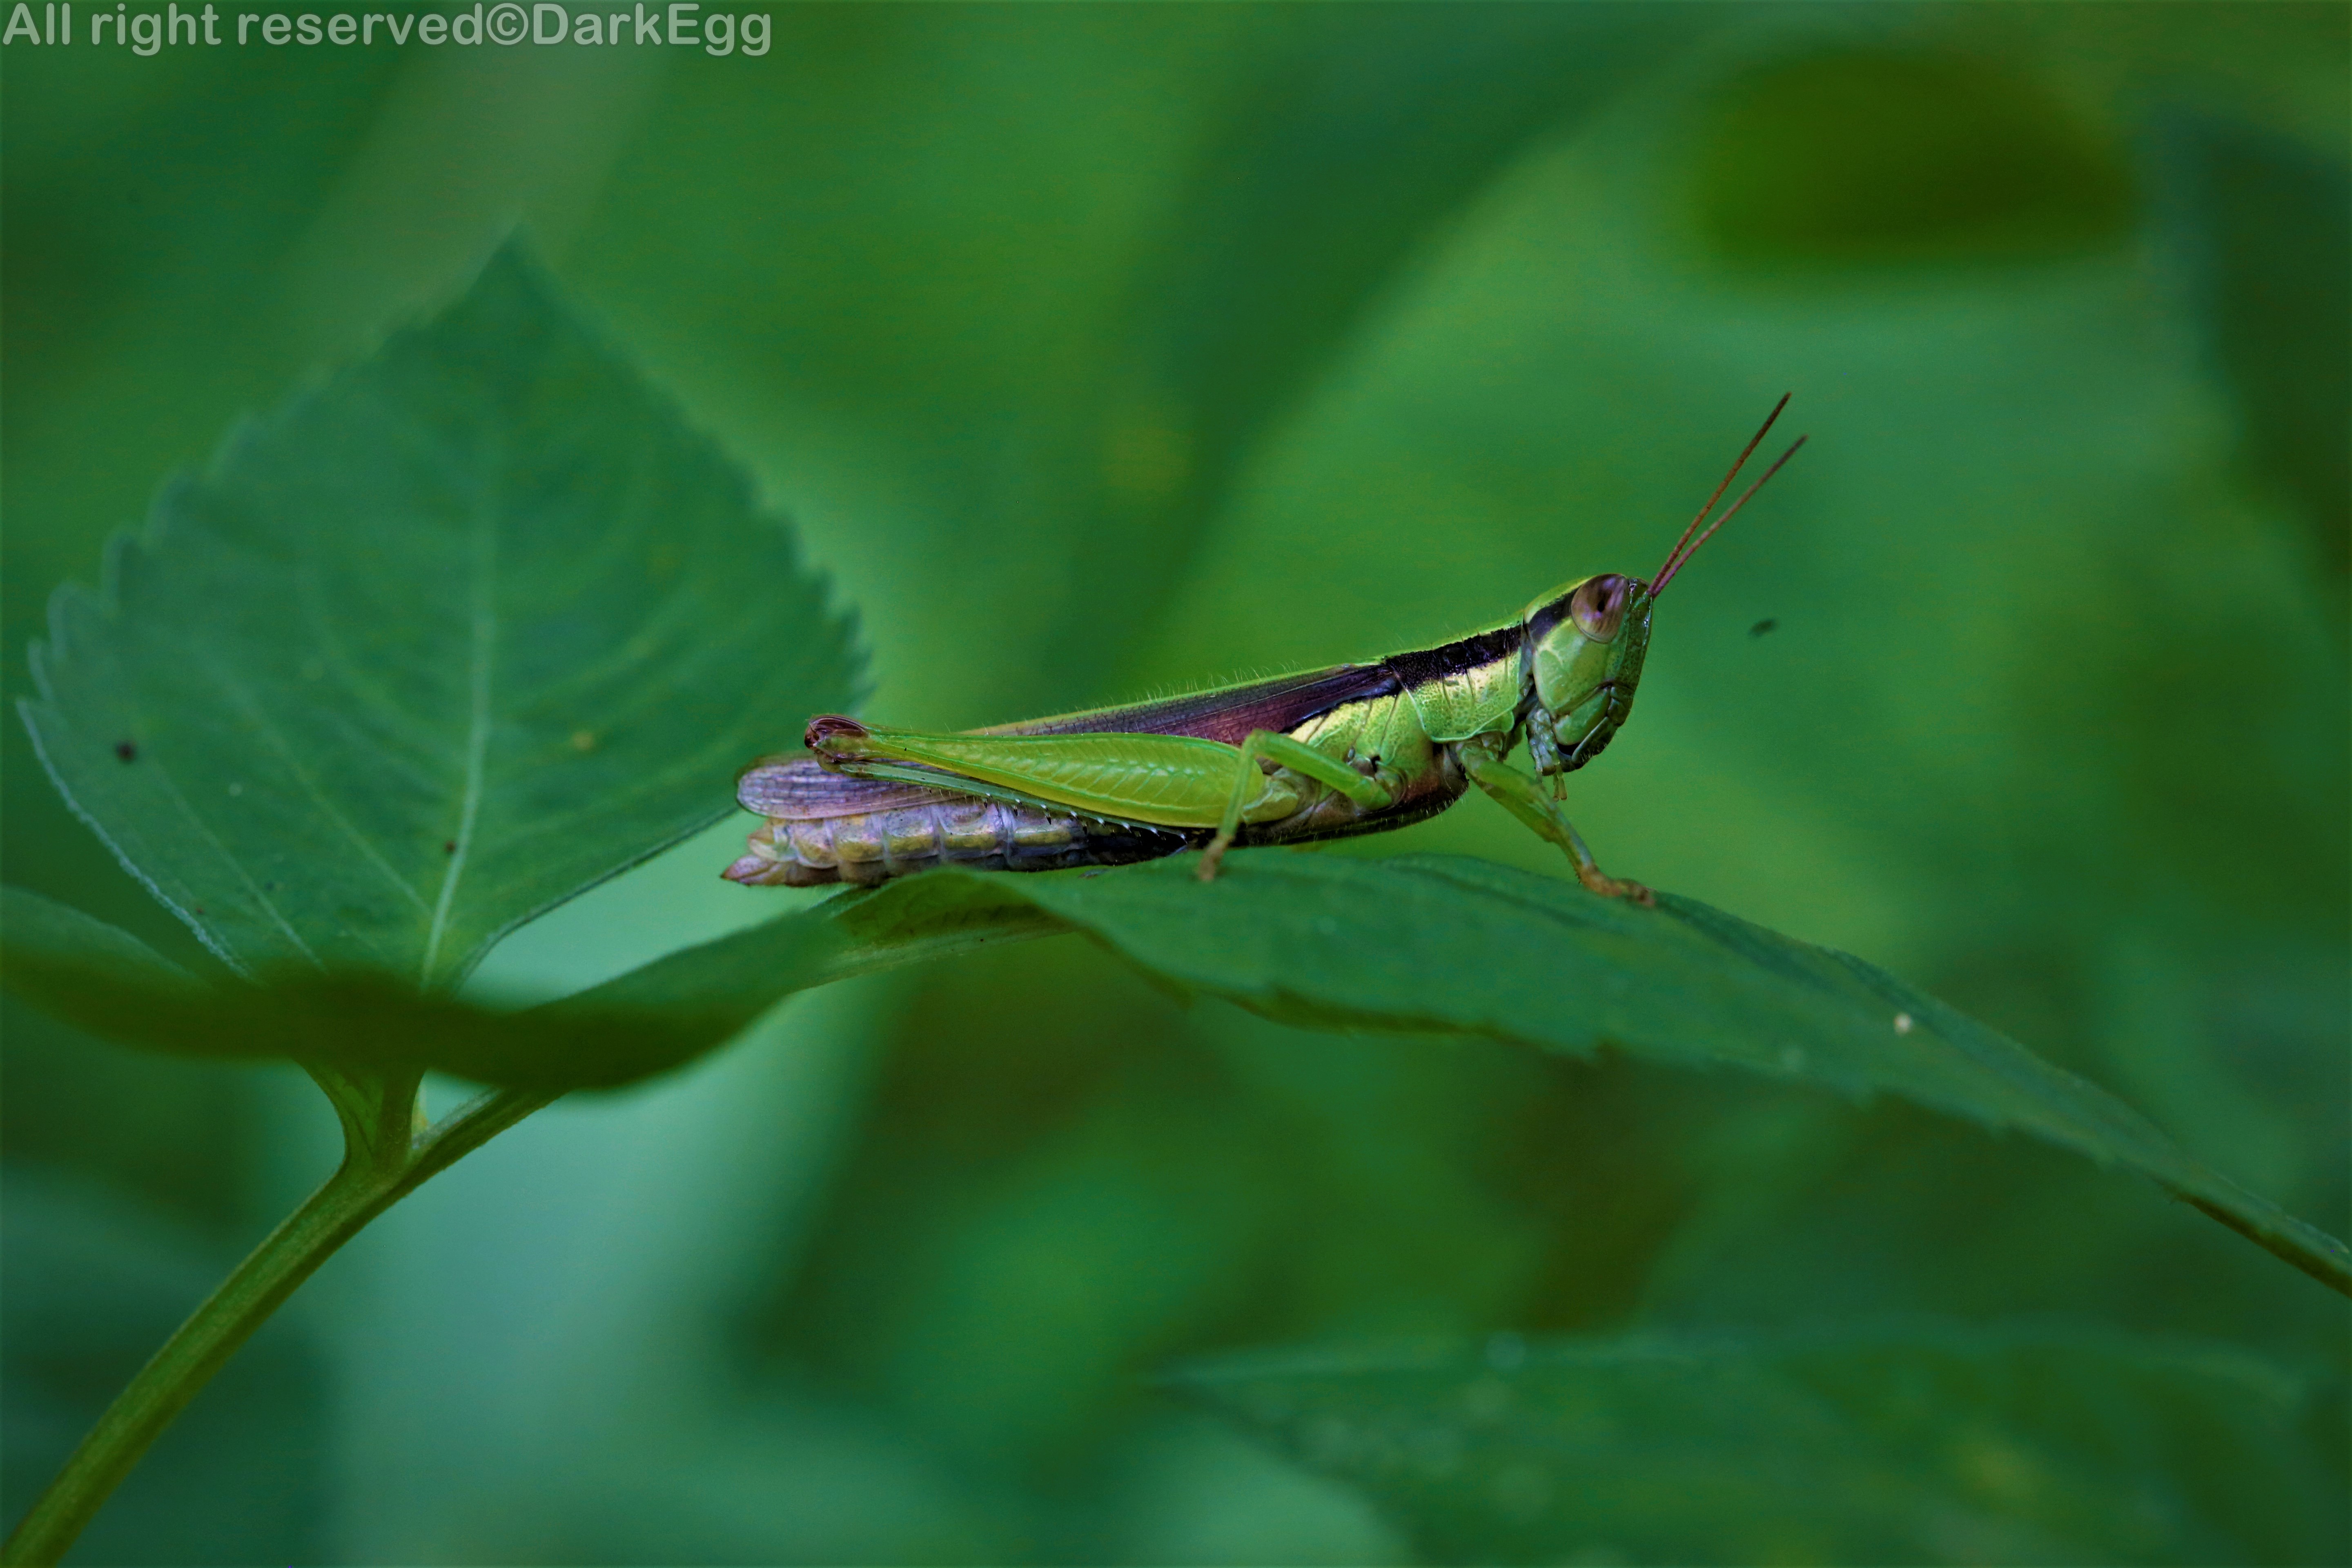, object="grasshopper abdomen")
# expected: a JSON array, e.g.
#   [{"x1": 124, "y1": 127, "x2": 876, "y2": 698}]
[{"x1": 725, "y1": 764, "x2": 1188, "y2": 886}]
